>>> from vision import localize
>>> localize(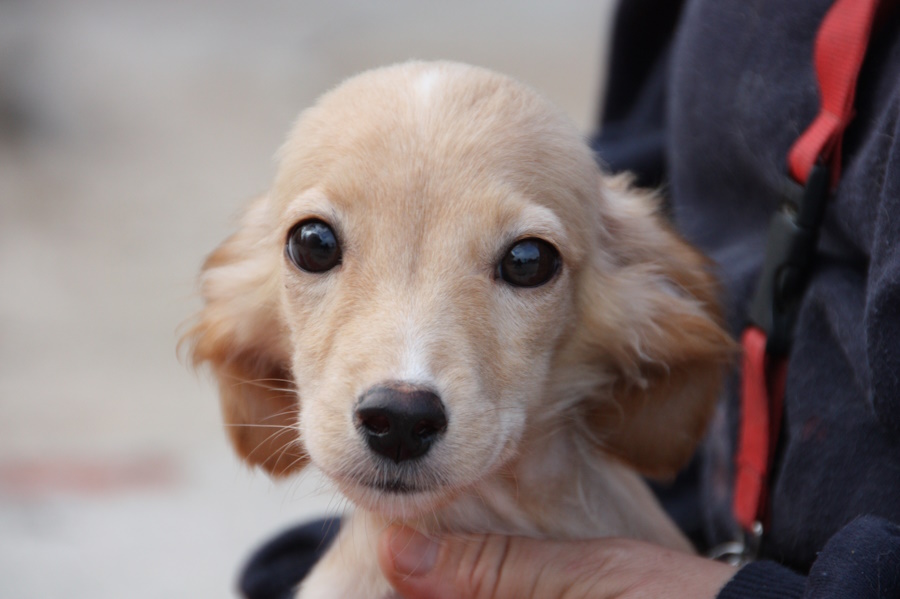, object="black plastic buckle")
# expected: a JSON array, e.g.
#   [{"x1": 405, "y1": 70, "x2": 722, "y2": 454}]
[{"x1": 748, "y1": 163, "x2": 829, "y2": 356}]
